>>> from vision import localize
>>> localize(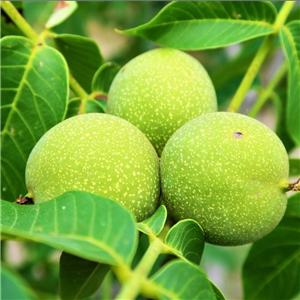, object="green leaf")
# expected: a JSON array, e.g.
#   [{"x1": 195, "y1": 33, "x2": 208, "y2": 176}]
[
  {"x1": 0, "y1": 191, "x2": 138, "y2": 266},
  {"x1": 243, "y1": 193, "x2": 300, "y2": 300},
  {"x1": 120, "y1": 1, "x2": 276, "y2": 50},
  {"x1": 273, "y1": 91, "x2": 296, "y2": 153},
  {"x1": 136, "y1": 205, "x2": 167, "y2": 236},
  {"x1": 165, "y1": 219, "x2": 205, "y2": 265},
  {"x1": 66, "y1": 98, "x2": 105, "y2": 118},
  {"x1": 92, "y1": 61, "x2": 121, "y2": 94},
  {"x1": 211, "y1": 281, "x2": 227, "y2": 300},
  {"x1": 280, "y1": 21, "x2": 300, "y2": 147},
  {"x1": 85, "y1": 99, "x2": 105, "y2": 114},
  {"x1": 150, "y1": 260, "x2": 216, "y2": 300},
  {"x1": 59, "y1": 252, "x2": 110, "y2": 300},
  {"x1": 46, "y1": 1, "x2": 78, "y2": 29},
  {"x1": 1, "y1": 36, "x2": 68, "y2": 202},
  {"x1": 66, "y1": 97, "x2": 81, "y2": 118},
  {"x1": 54, "y1": 34, "x2": 104, "y2": 92},
  {"x1": 289, "y1": 158, "x2": 300, "y2": 177},
  {"x1": 1, "y1": 264, "x2": 38, "y2": 300},
  {"x1": 281, "y1": 193, "x2": 300, "y2": 224}
]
